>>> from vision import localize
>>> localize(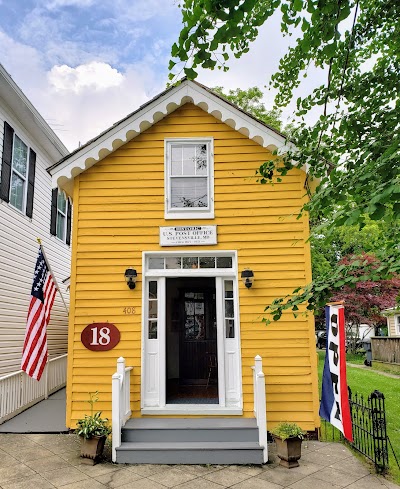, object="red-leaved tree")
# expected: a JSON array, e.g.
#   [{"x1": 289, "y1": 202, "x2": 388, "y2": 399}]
[{"x1": 330, "y1": 254, "x2": 400, "y2": 350}]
